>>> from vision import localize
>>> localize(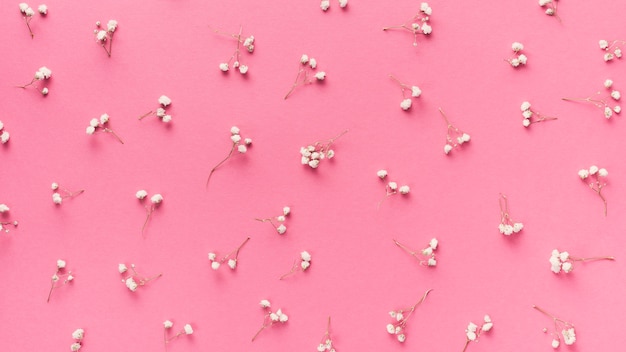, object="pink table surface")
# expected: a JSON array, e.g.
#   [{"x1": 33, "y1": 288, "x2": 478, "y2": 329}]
[{"x1": 1, "y1": 0, "x2": 626, "y2": 351}]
